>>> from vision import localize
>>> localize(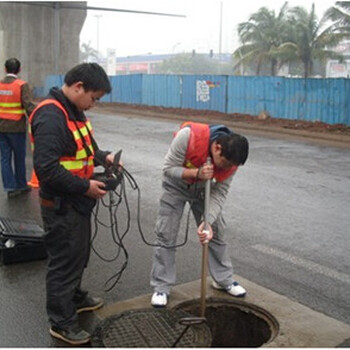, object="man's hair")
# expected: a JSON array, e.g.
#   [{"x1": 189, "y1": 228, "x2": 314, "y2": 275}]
[
  {"x1": 216, "y1": 133, "x2": 249, "y2": 165},
  {"x1": 64, "y1": 63, "x2": 111, "y2": 93},
  {"x1": 5, "y1": 58, "x2": 21, "y2": 74}
]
